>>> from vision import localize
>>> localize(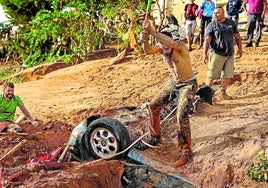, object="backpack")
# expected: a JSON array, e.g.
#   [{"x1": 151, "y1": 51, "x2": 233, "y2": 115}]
[
  {"x1": 226, "y1": 0, "x2": 243, "y2": 16},
  {"x1": 185, "y1": 4, "x2": 198, "y2": 18}
]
